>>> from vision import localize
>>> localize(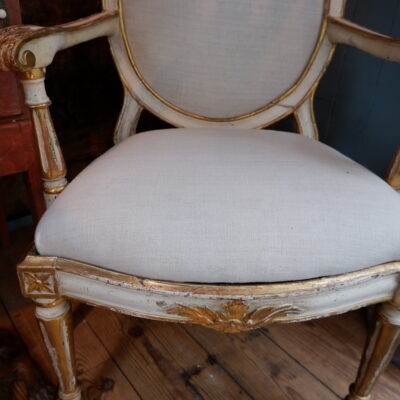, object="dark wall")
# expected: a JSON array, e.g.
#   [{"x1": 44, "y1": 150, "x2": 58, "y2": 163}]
[
  {"x1": 316, "y1": 0, "x2": 400, "y2": 177},
  {"x1": 18, "y1": 0, "x2": 400, "y2": 181}
]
